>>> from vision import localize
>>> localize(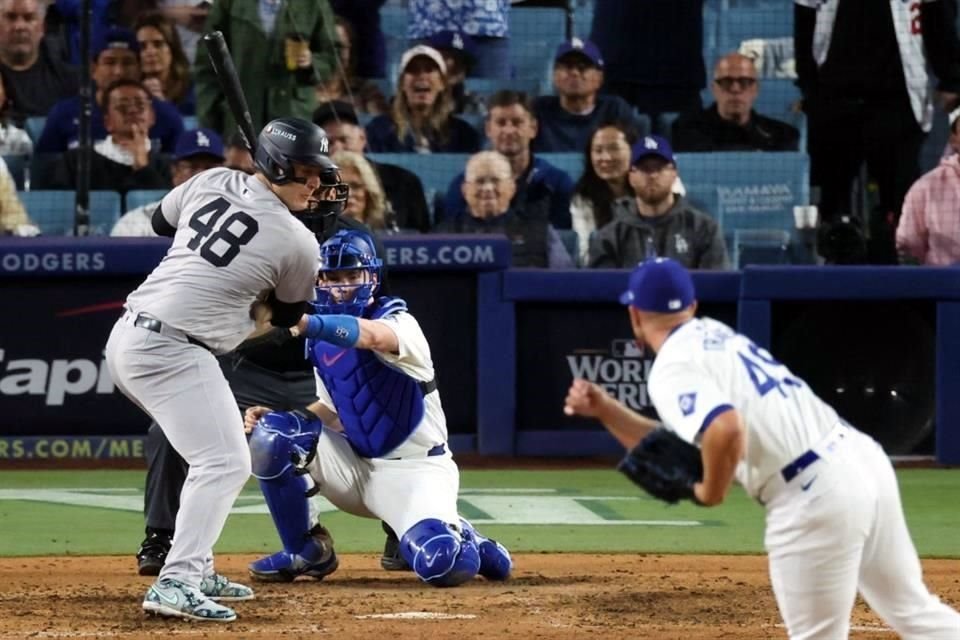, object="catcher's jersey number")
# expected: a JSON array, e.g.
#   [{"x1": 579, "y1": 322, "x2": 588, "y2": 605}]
[{"x1": 186, "y1": 197, "x2": 259, "y2": 267}]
